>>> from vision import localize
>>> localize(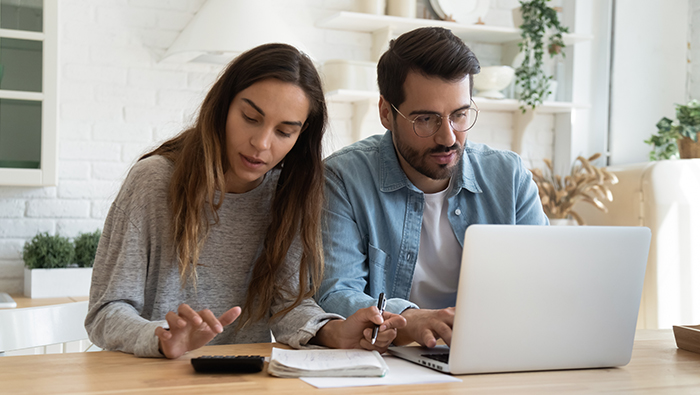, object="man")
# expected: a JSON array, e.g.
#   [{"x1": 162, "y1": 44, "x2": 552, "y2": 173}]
[{"x1": 316, "y1": 27, "x2": 548, "y2": 348}]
